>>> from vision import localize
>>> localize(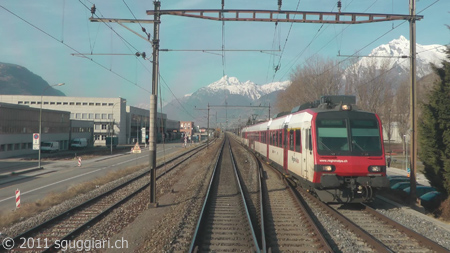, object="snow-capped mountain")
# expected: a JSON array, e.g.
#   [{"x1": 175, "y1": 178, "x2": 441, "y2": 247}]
[
  {"x1": 356, "y1": 35, "x2": 446, "y2": 78},
  {"x1": 162, "y1": 76, "x2": 291, "y2": 125},
  {"x1": 195, "y1": 75, "x2": 290, "y2": 100},
  {"x1": 158, "y1": 36, "x2": 446, "y2": 127}
]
